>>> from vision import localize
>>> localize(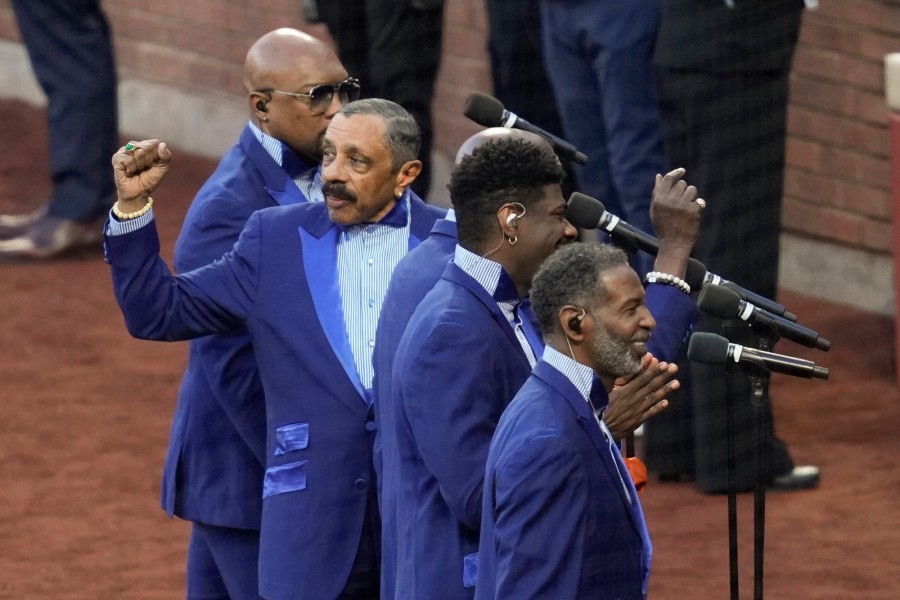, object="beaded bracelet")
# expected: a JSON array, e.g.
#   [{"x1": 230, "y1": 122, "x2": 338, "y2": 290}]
[
  {"x1": 112, "y1": 197, "x2": 153, "y2": 221},
  {"x1": 644, "y1": 271, "x2": 691, "y2": 295}
]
